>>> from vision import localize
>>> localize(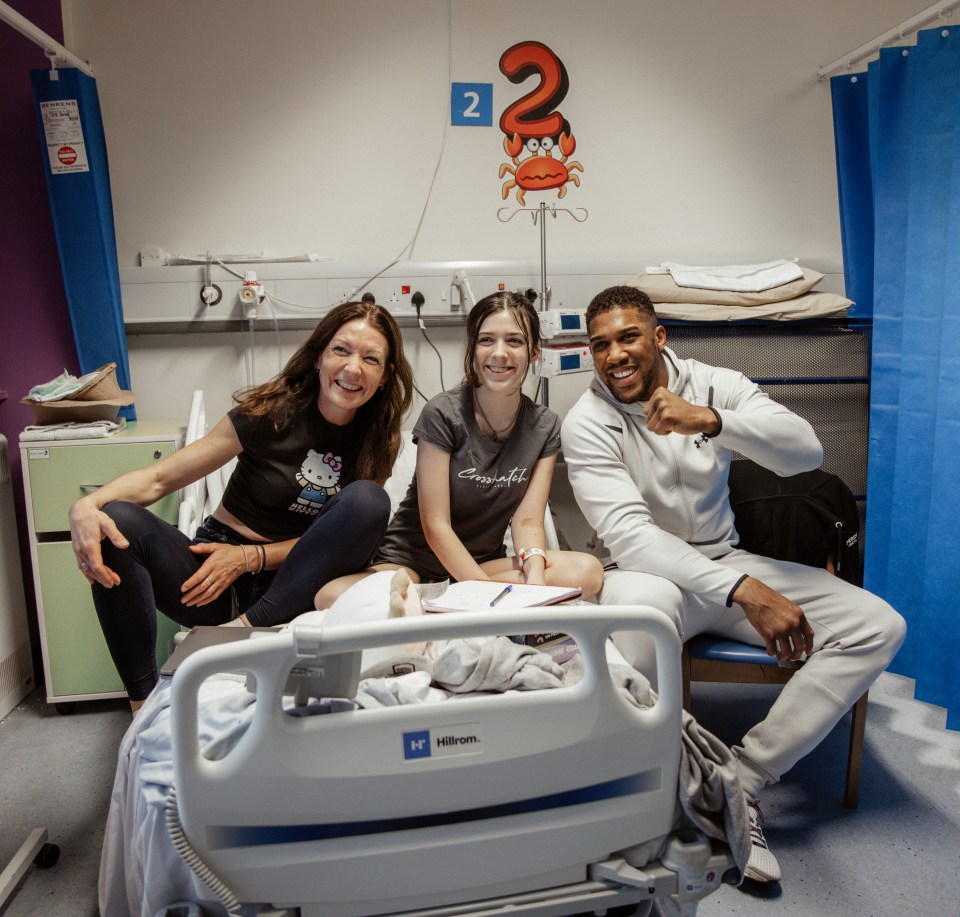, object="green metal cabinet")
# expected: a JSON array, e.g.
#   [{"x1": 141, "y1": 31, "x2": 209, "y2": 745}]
[{"x1": 21, "y1": 423, "x2": 184, "y2": 706}]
